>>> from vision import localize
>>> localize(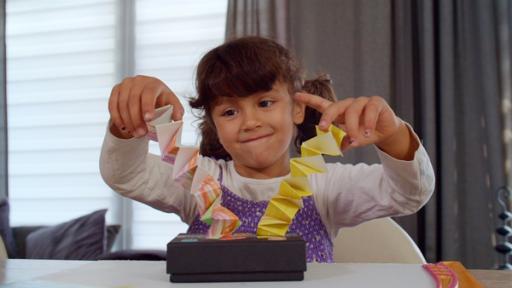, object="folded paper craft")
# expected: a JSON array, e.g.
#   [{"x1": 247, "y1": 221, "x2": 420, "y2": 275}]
[
  {"x1": 422, "y1": 262, "x2": 459, "y2": 288},
  {"x1": 149, "y1": 106, "x2": 240, "y2": 238},
  {"x1": 194, "y1": 175, "x2": 221, "y2": 215},
  {"x1": 155, "y1": 105, "x2": 347, "y2": 282},
  {"x1": 257, "y1": 124, "x2": 345, "y2": 236},
  {"x1": 422, "y1": 261, "x2": 484, "y2": 288},
  {"x1": 146, "y1": 105, "x2": 173, "y2": 141},
  {"x1": 441, "y1": 261, "x2": 483, "y2": 288},
  {"x1": 149, "y1": 105, "x2": 346, "y2": 239}
]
